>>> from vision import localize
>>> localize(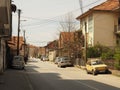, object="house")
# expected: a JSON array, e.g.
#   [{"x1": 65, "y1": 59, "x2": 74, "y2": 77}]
[
  {"x1": 58, "y1": 31, "x2": 84, "y2": 65},
  {"x1": 28, "y1": 45, "x2": 39, "y2": 58},
  {"x1": 7, "y1": 36, "x2": 29, "y2": 67},
  {"x1": 0, "y1": 0, "x2": 16, "y2": 73},
  {"x1": 76, "y1": 0, "x2": 119, "y2": 47},
  {"x1": 7, "y1": 36, "x2": 25, "y2": 55},
  {"x1": 58, "y1": 32, "x2": 75, "y2": 56},
  {"x1": 38, "y1": 46, "x2": 46, "y2": 58},
  {"x1": 47, "y1": 40, "x2": 58, "y2": 61}
]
